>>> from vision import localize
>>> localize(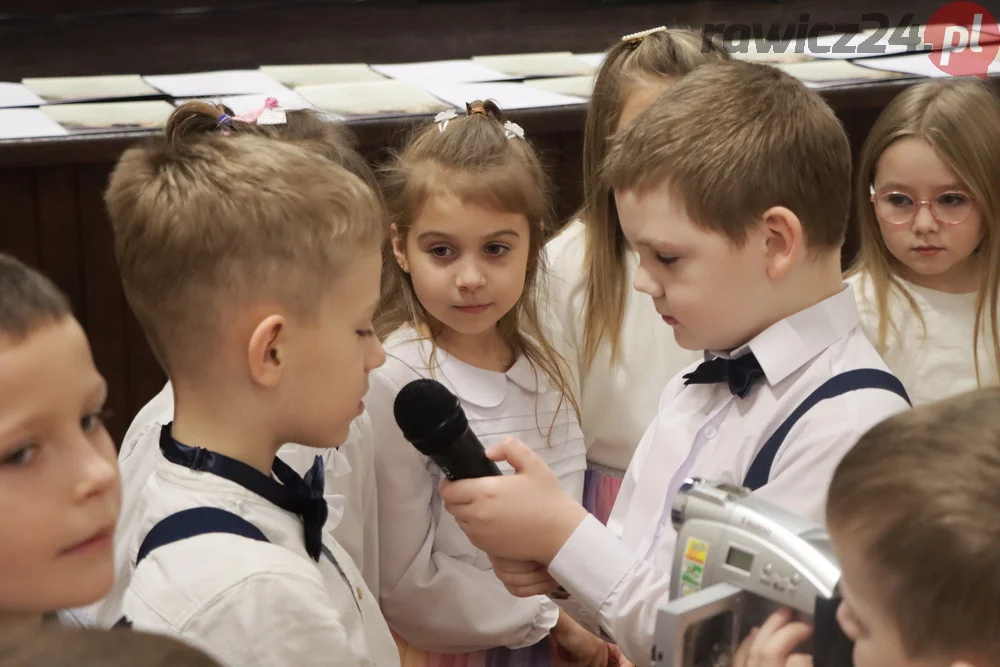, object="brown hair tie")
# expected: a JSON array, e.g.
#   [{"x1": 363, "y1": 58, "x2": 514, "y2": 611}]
[{"x1": 468, "y1": 102, "x2": 488, "y2": 117}]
